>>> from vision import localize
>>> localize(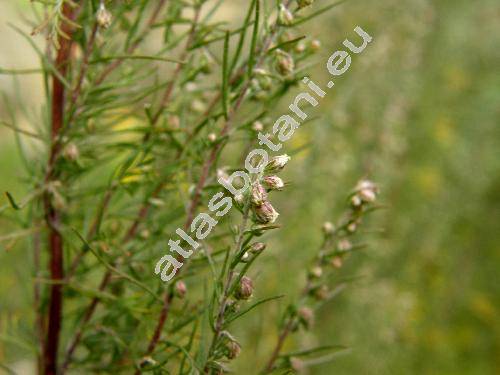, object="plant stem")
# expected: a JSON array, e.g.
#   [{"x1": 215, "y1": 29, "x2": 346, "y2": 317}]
[
  {"x1": 42, "y1": 2, "x2": 77, "y2": 373},
  {"x1": 204, "y1": 204, "x2": 251, "y2": 373}
]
